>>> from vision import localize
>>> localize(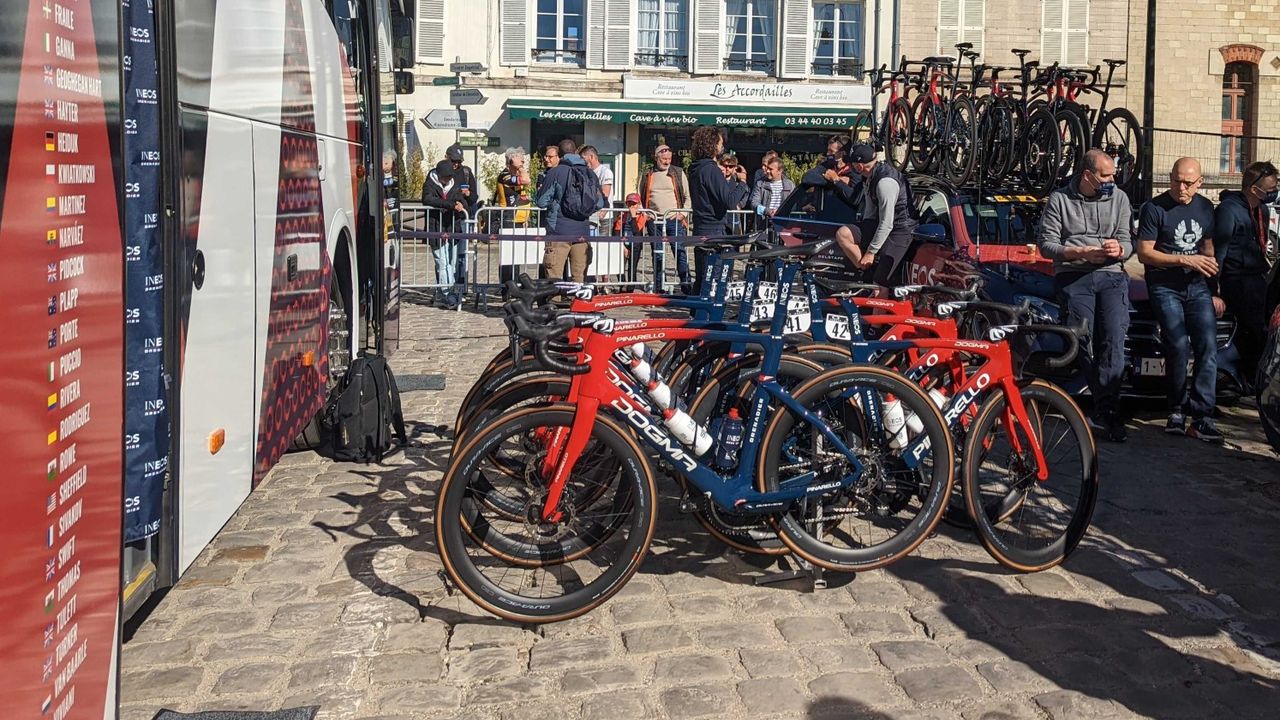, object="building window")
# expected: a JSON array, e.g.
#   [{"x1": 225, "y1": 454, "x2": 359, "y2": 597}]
[
  {"x1": 812, "y1": 2, "x2": 864, "y2": 77},
  {"x1": 937, "y1": 0, "x2": 983, "y2": 55},
  {"x1": 725, "y1": 0, "x2": 777, "y2": 73},
  {"x1": 1221, "y1": 61, "x2": 1255, "y2": 175},
  {"x1": 534, "y1": 0, "x2": 585, "y2": 65},
  {"x1": 1041, "y1": 0, "x2": 1088, "y2": 66},
  {"x1": 637, "y1": 0, "x2": 688, "y2": 69}
]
